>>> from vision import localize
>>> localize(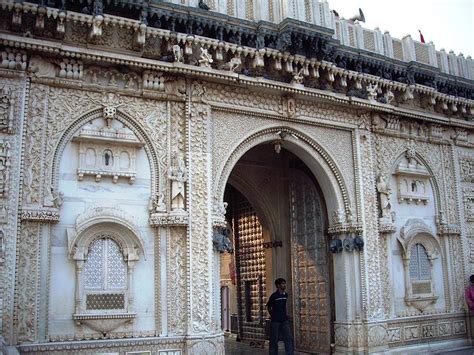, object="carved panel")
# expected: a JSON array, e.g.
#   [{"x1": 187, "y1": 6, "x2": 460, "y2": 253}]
[
  {"x1": 168, "y1": 228, "x2": 188, "y2": 335},
  {"x1": 23, "y1": 83, "x2": 49, "y2": 206},
  {"x1": 14, "y1": 222, "x2": 41, "y2": 343},
  {"x1": 0, "y1": 140, "x2": 11, "y2": 198},
  {"x1": 388, "y1": 315, "x2": 466, "y2": 346},
  {"x1": 404, "y1": 325, "x2": 419, "y2": 341},
  {"x1": 438, "y1": 322, "x2": 452, "y2": 337},
  {"x1": 360, "y1": 130, "x2": 384, "y2": 320},
  {"x1": 453, "y1": 320, "x2": 466, "y2": 334},
  {"x1": 387, "y1": 328, "x2": 401, "y2": 343},
  {"x1": 460, "y1": 158, "x2": 474, "y2": 183},
  {"x1": 421, "y1": 324, "x2": 436, "y2": 338},
  {"x1": 205, "y1": 83, "x2": 281, "y2": 115},
  {"x1": 189, "y1": 103, "x2": 211, "y2": 333},
  {"x1": 464, "y1": 189, "x2": 474, "y2": 222},
  {"x1": 0, "y1": 88, "x2": 14, "y2": 134}
]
